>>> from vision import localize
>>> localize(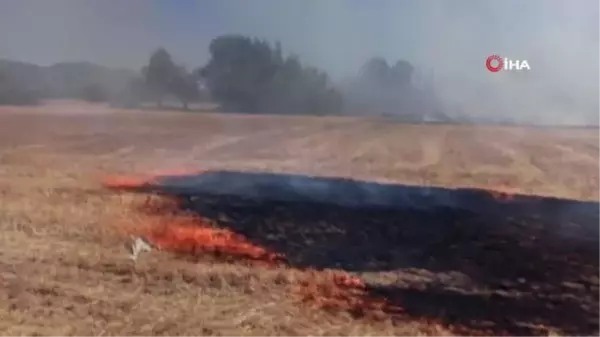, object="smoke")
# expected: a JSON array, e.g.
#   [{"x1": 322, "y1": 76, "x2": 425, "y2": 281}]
[
  {"x1": 213, "y1": 0, "x2": 599, "y2": 125},
  {"x1": 0, "y1": 0, "x2": 163, "y2": 69},
  {"x1": 414, "y1": 1, "x2": 600, "y2": 126},
  {"x1": 0, "y1": 0, "x2": 598, "y2": 125}
]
